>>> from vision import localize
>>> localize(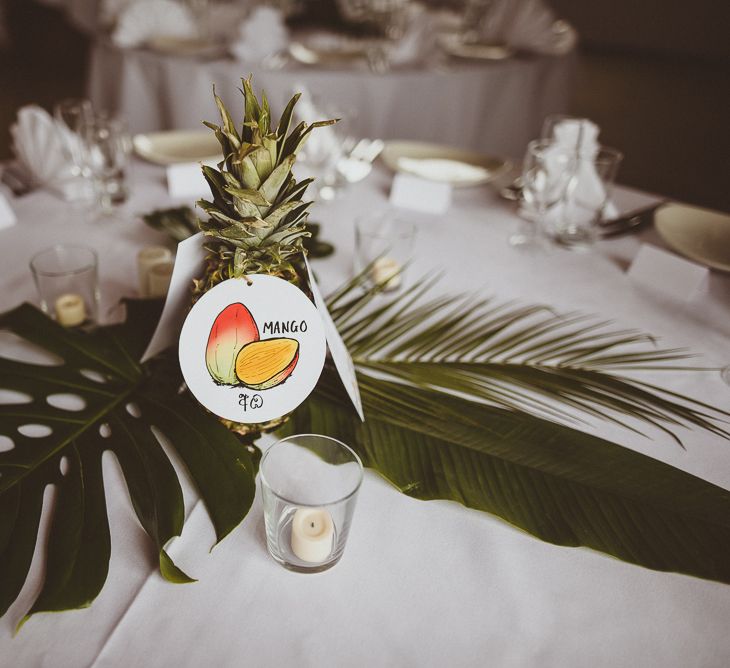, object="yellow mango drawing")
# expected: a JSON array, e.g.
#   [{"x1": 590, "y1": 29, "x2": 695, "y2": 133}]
[{"x1": 235, "y1": 338, "x2": 299, "y2": 390}]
